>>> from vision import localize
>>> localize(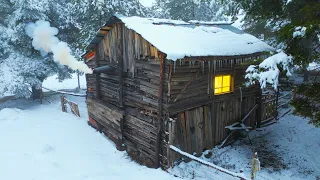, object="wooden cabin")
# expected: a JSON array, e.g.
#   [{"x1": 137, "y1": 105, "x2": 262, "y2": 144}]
[{"x1": 83, "y1": 15, "x2": 275, "y2": 169}]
